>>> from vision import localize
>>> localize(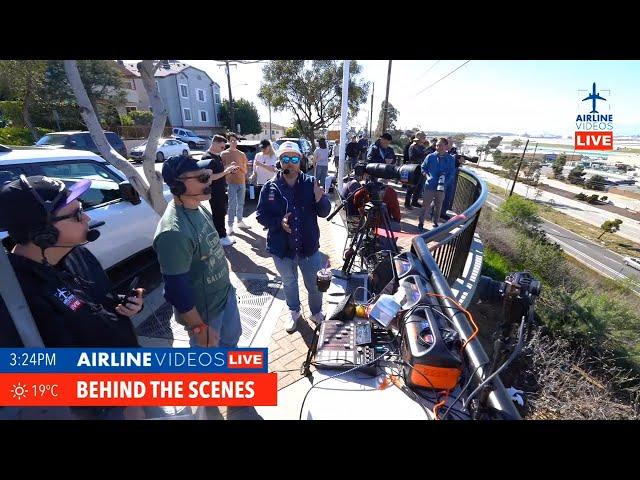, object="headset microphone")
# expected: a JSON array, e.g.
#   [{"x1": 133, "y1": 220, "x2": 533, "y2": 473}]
[{"x1": 86, "y1": 229, "x2": 100, "y2": 242}]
